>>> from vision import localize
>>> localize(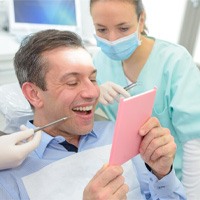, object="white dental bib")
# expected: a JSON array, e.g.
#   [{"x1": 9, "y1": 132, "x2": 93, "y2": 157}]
[{"x1": 23, "y1": 145, "x2": 143, "y2": 200}]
